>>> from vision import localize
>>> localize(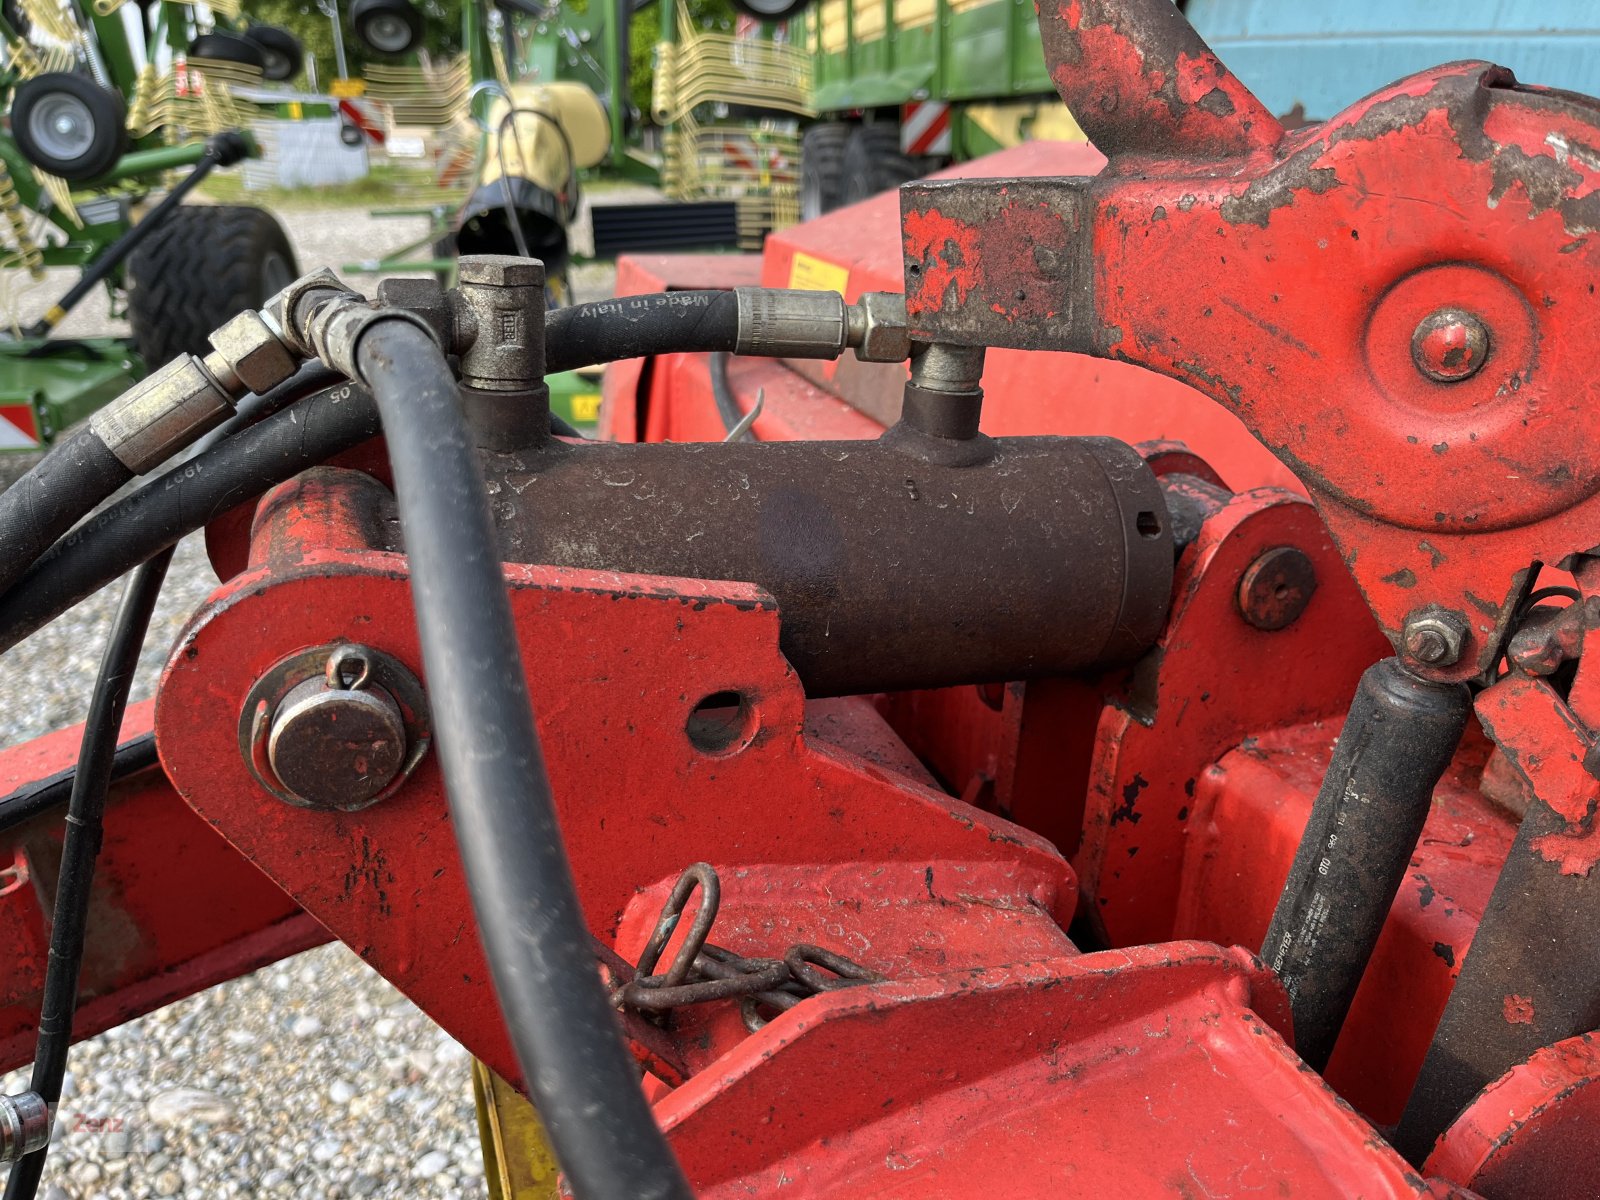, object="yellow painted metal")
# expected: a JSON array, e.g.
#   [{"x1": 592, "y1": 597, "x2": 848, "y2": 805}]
[
  {"x1": 894, "y1": 0, "x2": 936, "y2": 32},
  {"x1": 0, "y1": 162, "x2": 44, "y2": 281},
  {"x1": 850, "y1": 0, "x2": 885, "y2": 41},
  {"x1": 819, "y1": 0, "x2": 847, "y2": 55},
  {"x1": 962, "y1": 98, "x2": 1087, "y2": 149},
  {"x1": 472, "y1": 1060, "x2": 562, "y2": 1200},
  {"x1": 652, "y1": 0, "x2": 812, "y2": 124},
  {"x1": 477, "y1": 82, "x2": 611, "y2": 200}
]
